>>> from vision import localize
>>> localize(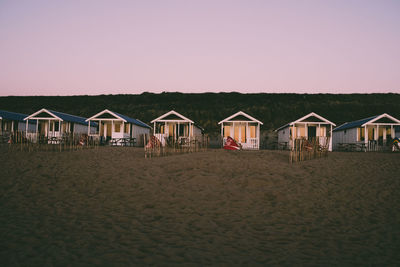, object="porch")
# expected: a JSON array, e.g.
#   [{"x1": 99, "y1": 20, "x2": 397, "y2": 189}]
[{"x1": 221, "y1": 121, "x2": 260, "y2": 150}]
